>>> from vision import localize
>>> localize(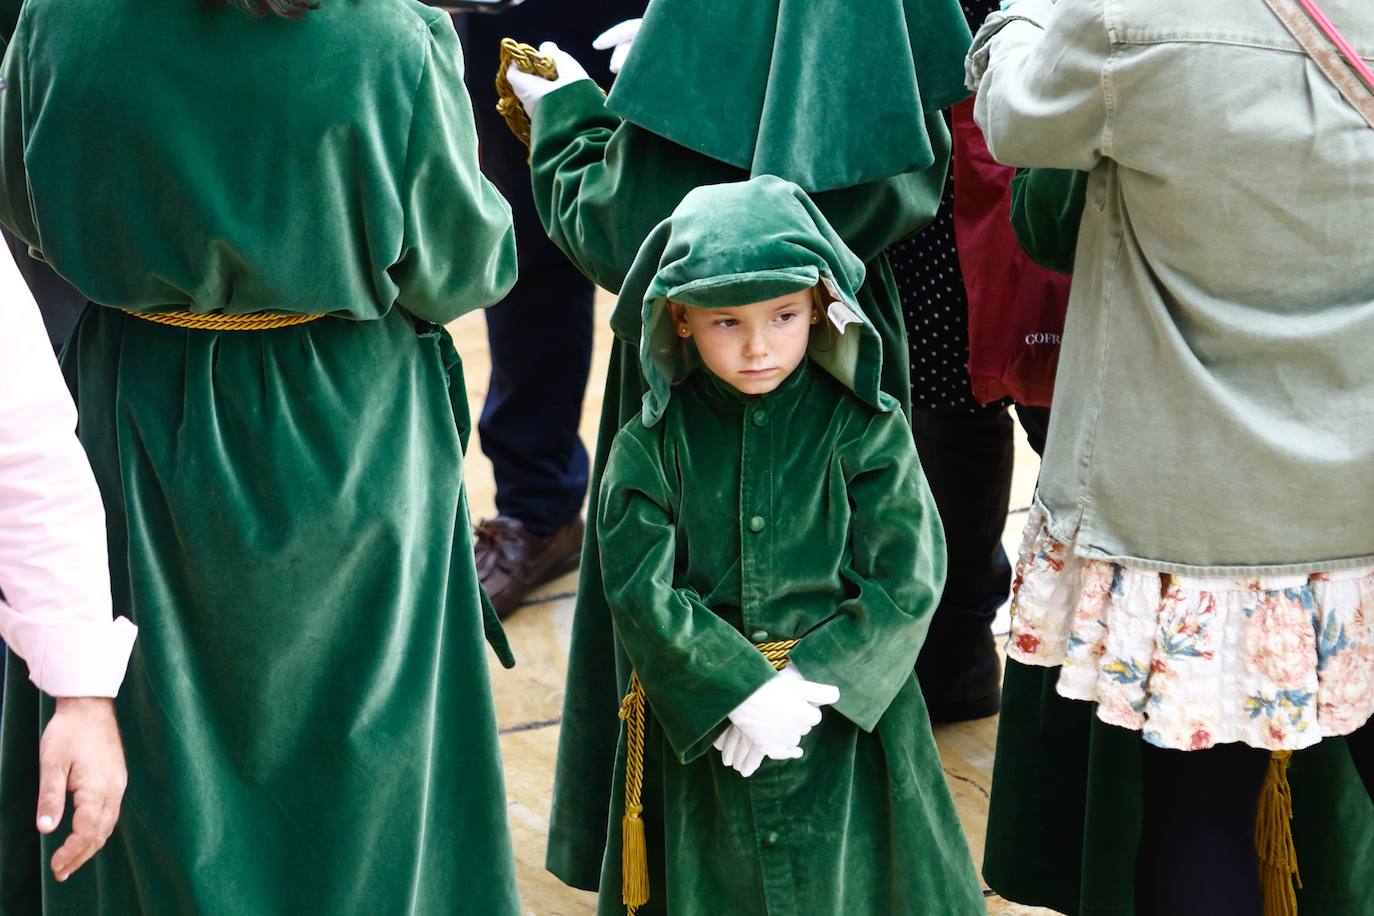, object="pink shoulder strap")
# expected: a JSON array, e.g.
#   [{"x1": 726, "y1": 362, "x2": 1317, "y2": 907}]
[{"x1": 1265, "y1": 0, "x2": 1374, "y2": 127}]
